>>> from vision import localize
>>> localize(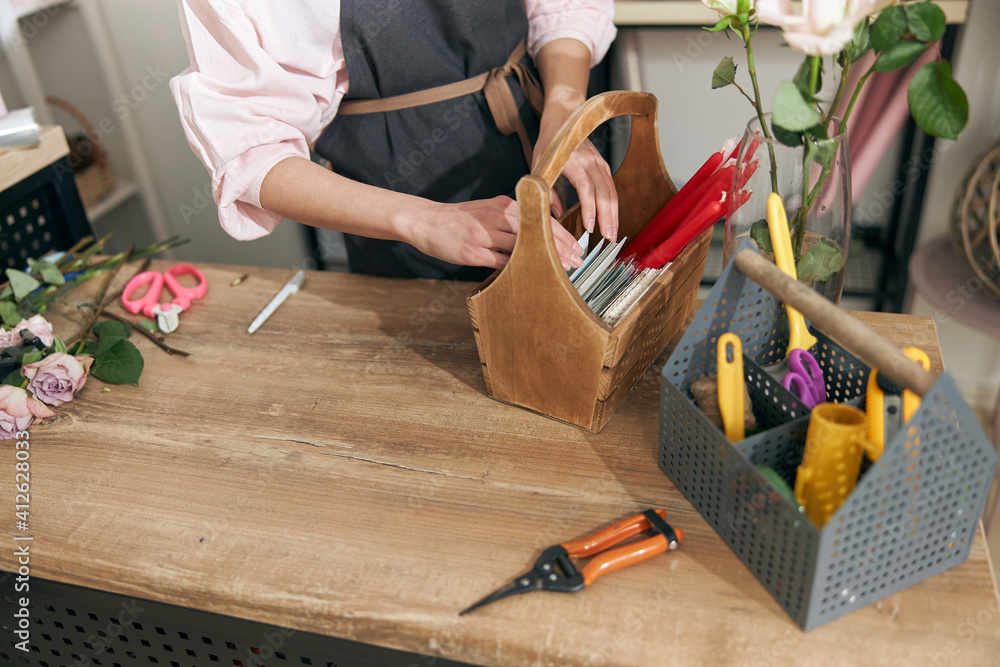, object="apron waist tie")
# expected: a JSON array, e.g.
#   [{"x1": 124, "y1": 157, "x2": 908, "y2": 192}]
[{"x1": 337, "y1": 38, "x2": 544, "y2": 167}]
